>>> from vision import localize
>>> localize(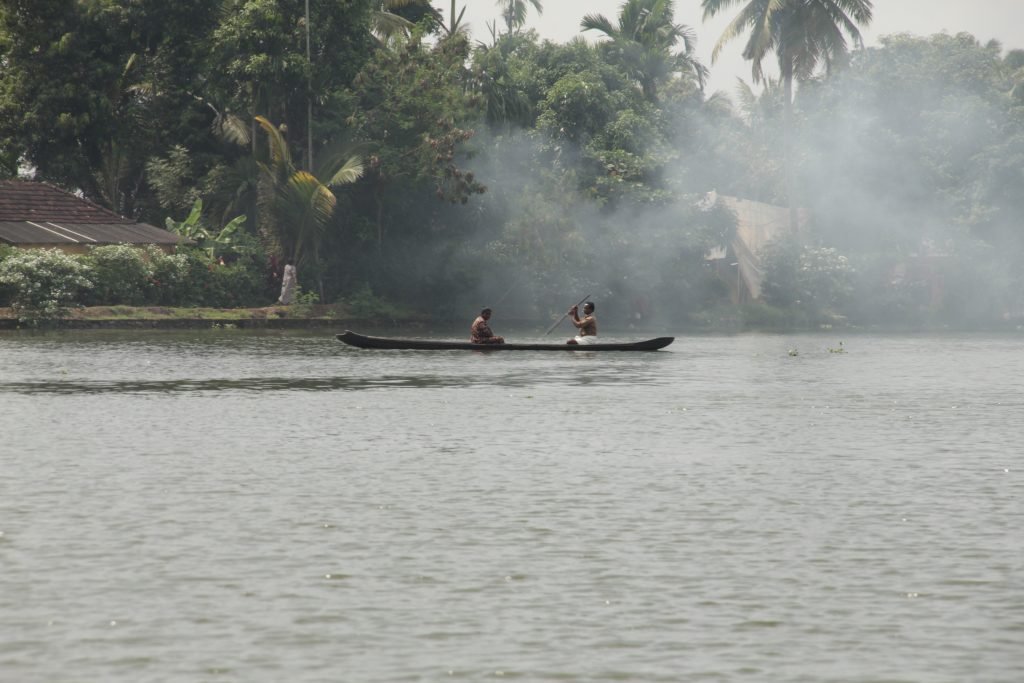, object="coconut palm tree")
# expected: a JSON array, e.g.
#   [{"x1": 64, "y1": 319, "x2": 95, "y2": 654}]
[
  {"x1": 702, "y1": 0, "x2": 871, "y2": 101},
  {"x1": 582, "y1": 0, "x2": 707, "y2": 102},
  {"x1": 371, "y1": 0, "x2": 440, "y2": 44},
  {"x1": 255, "y1": 116, "x2": 363, "y2": 294},
  {"x1": 496, "y1": 0, "x2": 542, "y2": 34},
  {"x1": 472, "y1": 31, "x2": 534, "y2": 132},
  {"x1": 440, "y1": 0, "x2": 469, "y2": 39},
  {"x1": 701, "y1": 0, "x2": 872, "y2": 224}
]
